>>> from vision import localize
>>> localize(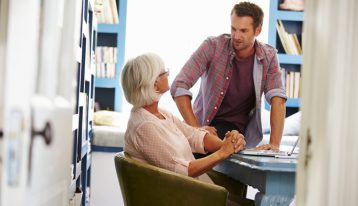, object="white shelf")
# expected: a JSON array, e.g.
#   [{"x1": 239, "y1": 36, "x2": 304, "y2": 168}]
[
  {"x1": 75, "y1": 45, "x2": 82, "y2": 63},
  {"x1": 75, "y1": 161, "x2": 81, "y2": 181},
  {"x1": 86, "y1": 153, "x2": 91, "y2": 171},
  {"x1": 79, "y1": 92, "x2": 87, "y2": 107},
  {"x1": 85, "y1": 65, "x2": 92, "y2": 81},
  {"x1": 81, "y1": 140, "x2": 89, "y2": 158},
  {"x1": 68, "y1": 179, "x2": 76, "y2": 200},
  {"x1": 72, "y1": 114, "x2": 79, "y2": 131},
  {"x1": 70, "y1": 1, "x2": 97, "y2": 205},
  {"x1": 91, "y1": 55, "x2": 96, "y2": 75},
  {"x1": 83, "y1": 20, "x2": 89, "y2": 38},
  {"x1": 88, "y1": 104, "x2": 93, "y2": 122},
  {"x1": 93, "y1": 14, "x2": 98, "y2": 30},
  {"x1": 88, "y1": 0, "x2": 94, "y2": 11}
]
